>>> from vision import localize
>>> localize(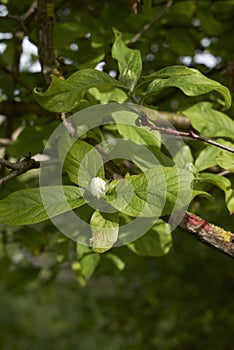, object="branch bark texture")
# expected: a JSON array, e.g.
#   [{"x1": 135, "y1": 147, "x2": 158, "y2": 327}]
[
  {"x1": 36, "y1": 0, "x2": 58, "y2": 86},
  {"x1": 178, "y1": 211, "x2": 234, "y2": 258}
]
